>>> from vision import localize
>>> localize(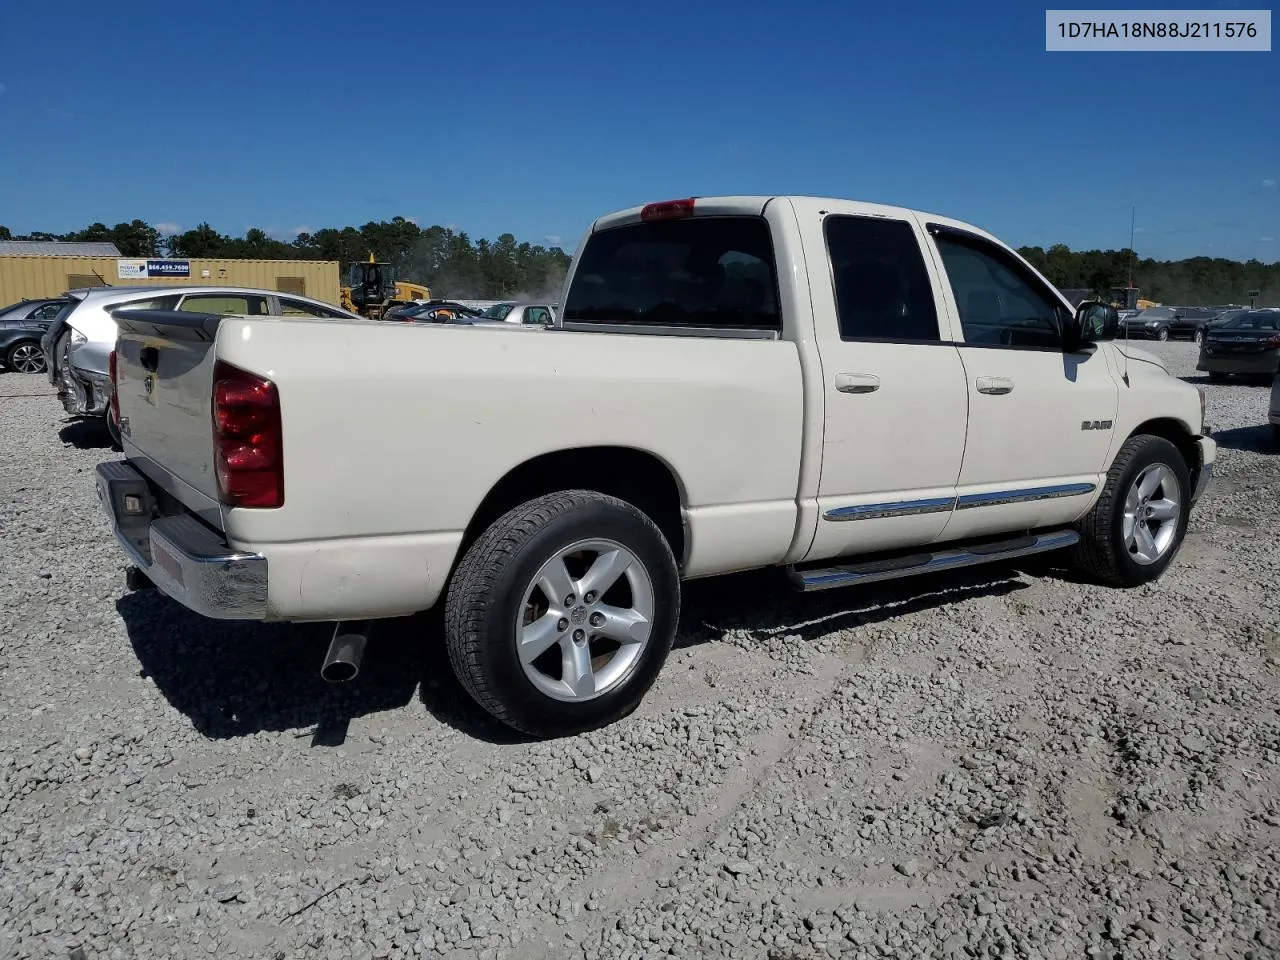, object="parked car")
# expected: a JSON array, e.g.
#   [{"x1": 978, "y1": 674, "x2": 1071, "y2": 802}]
[
  {"x1": 382, "y1": 300, "x2": 484, "y2": 323},
  {"x1": 0, "y1": 297, "x2": 70, "y2": 373},
  {"x1": 478, "y1": 302, "x2": 556, "y2": 325},
  {"x1": 1195, "y1": 307, "x2": 1250, "y2": 342},
  {"x1": 1196, "y1": 309, "x2": 1280, "y2": 382},
  {"x1": 43, "y1": 285, "x2": 359, "y2": 446},
  {"x1": 1122, "y1": 305, "x2": 1215, "y2": 341},
  {"x1": 98, "y1": 194, "x2": 1213, "y2": 738}
]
